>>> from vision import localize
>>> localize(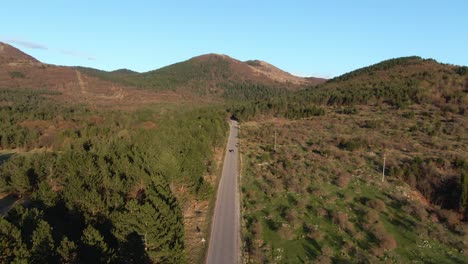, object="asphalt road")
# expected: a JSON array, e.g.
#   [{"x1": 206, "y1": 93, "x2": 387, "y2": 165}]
[
  {"x1": 206, "y1": 120, "x2": 240, "y2": 264},
  {"x1": 0, "y1": 194, "x2": 19, "y2": 215}
]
